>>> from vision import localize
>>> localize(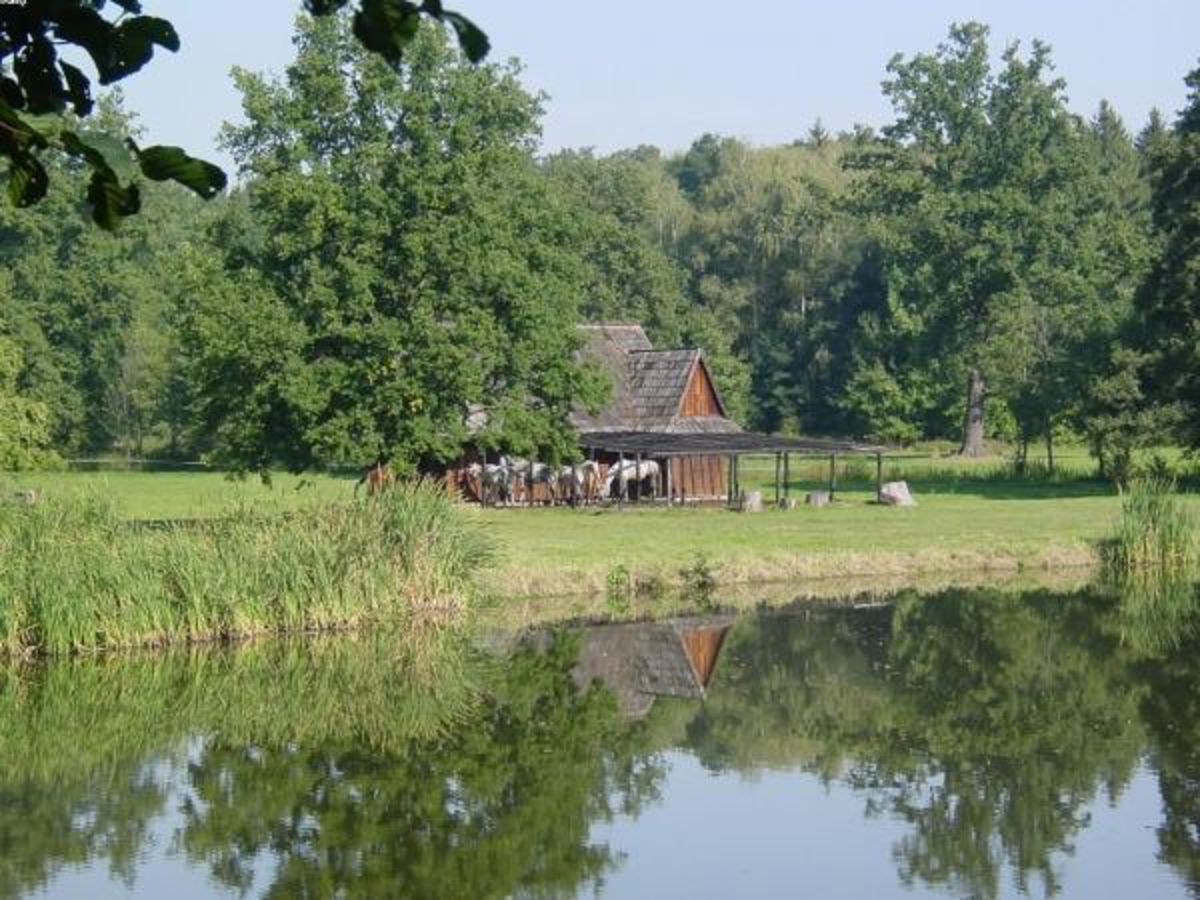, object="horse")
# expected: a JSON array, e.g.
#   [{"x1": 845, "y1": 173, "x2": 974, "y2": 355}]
[
  {"x1": 467, "y1": 461, "x2": 514, "y2": 506},
  {"x1": 355, "y1": 462, "x2": 394, "y2": 497},
  {"x1": 605, "y1": 459, "x2": 660, "y2": 501},
  {"x1": 557, "y1": 461, "x2": 602, "y2": 506}
]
